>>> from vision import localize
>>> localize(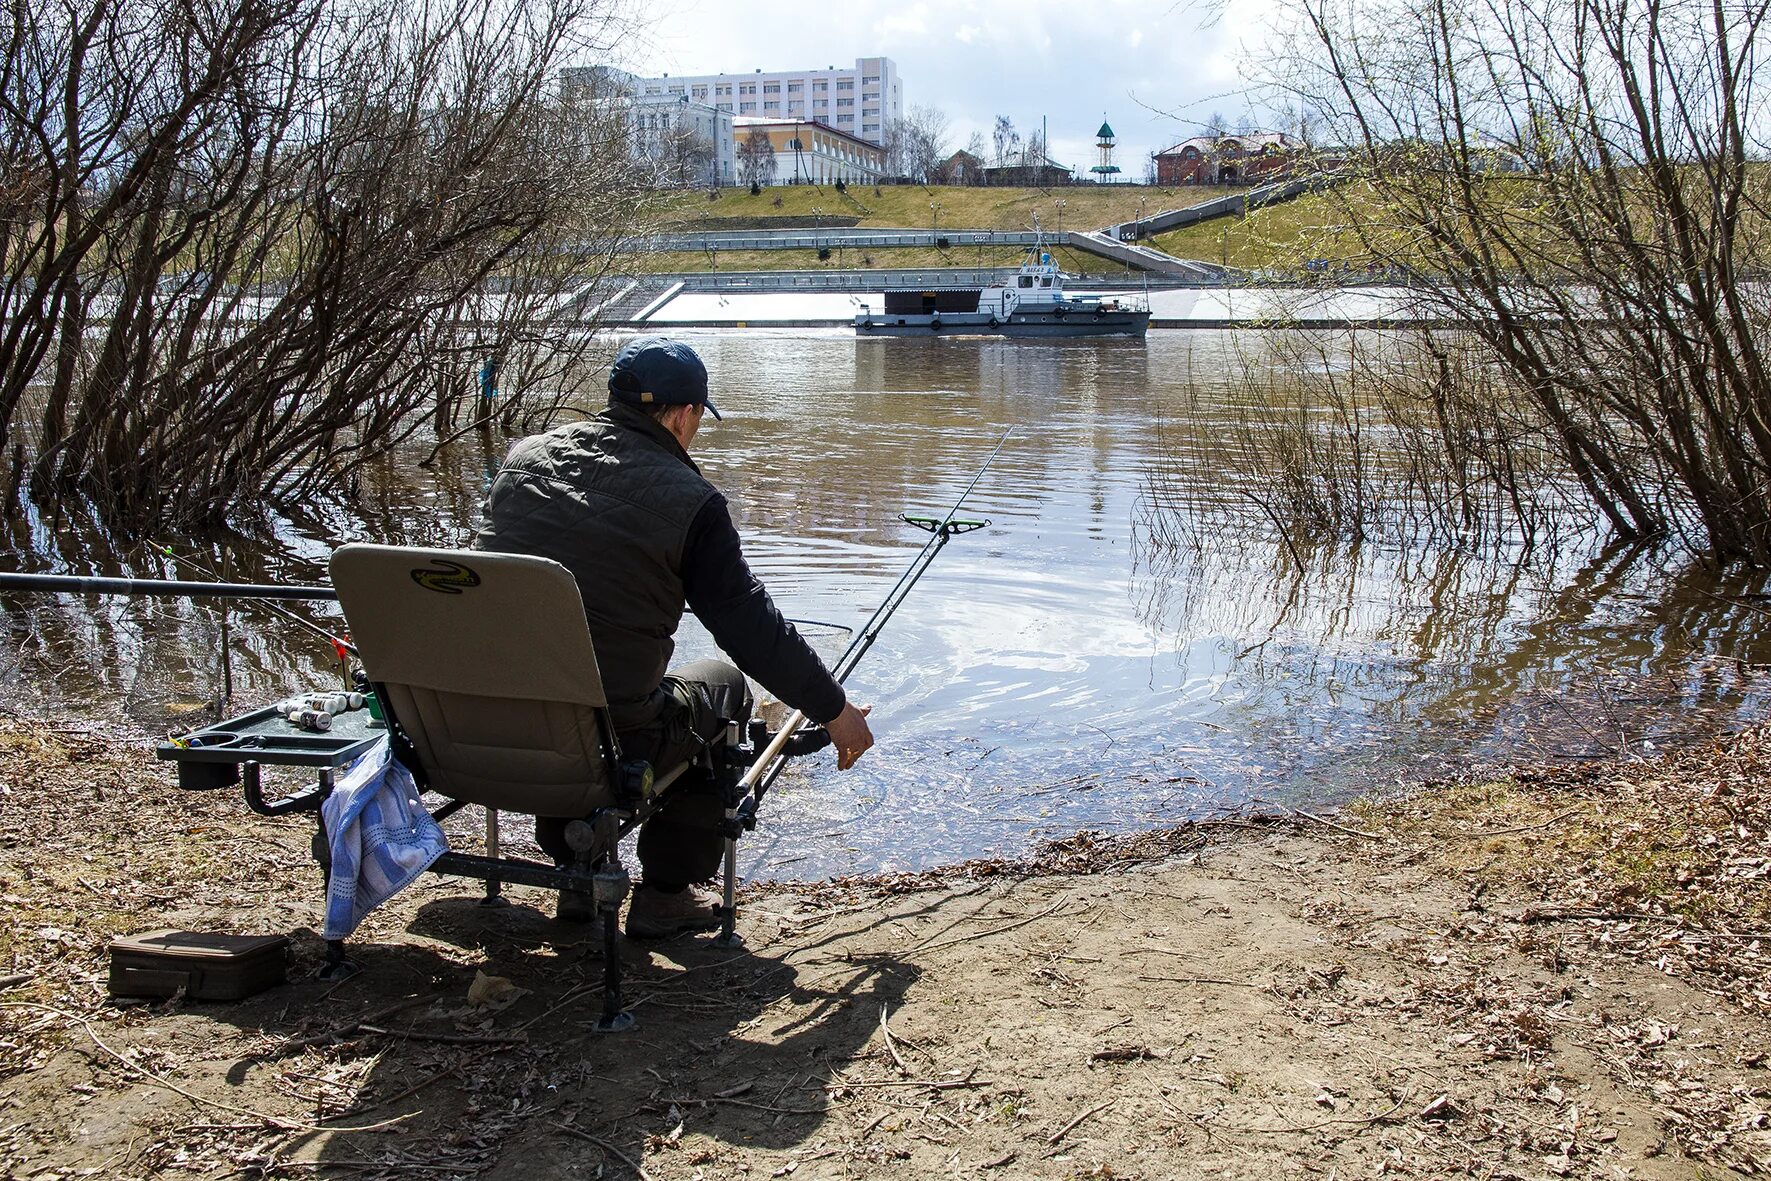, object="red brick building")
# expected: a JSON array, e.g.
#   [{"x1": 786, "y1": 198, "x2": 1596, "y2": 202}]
[
  {"x1": 936, "y1": 149, "x2": 985, "y2": 185},
  {"x1": 1154, "y1": 132, "x2": 1301, "y2": 186}
]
